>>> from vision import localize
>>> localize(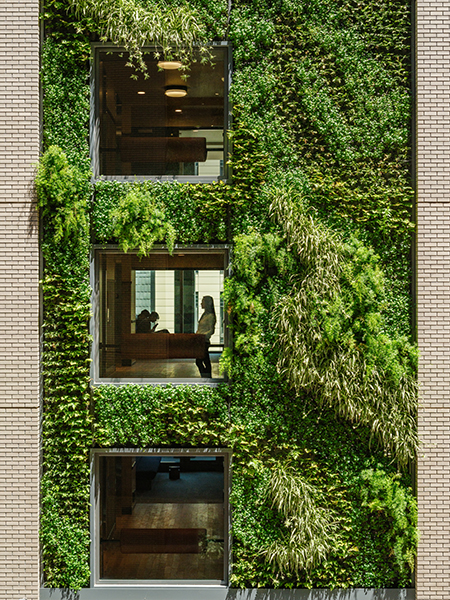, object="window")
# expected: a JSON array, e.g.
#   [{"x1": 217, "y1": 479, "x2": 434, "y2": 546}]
[
  {"x1": 91, "y1": 449, "x2": 230, "y2": 585},
  {"x1": 92, "y1": 247, "x2": 229, "y2": 383},
  {"x1": 92, "y1": 44, "x2": 230, "y2": 181}
]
